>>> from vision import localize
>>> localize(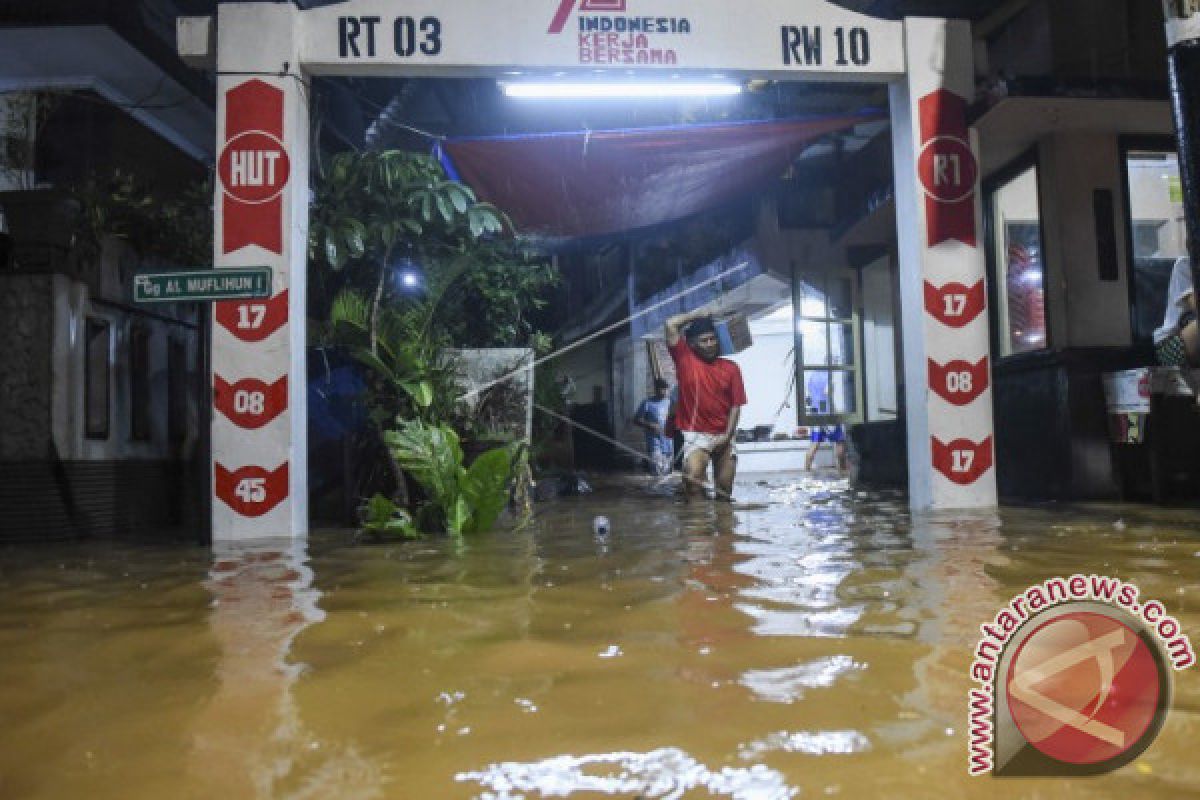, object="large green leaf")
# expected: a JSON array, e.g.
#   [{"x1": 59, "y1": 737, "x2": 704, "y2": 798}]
[
  {"x1": 329, "y1": 289, "x2": 371, "y2": 330},
  {"x1": 400, "y1": 380, "x2": 433, "y2": 409},
  {"x1": 447, "y1": 494, "x2": 471, "y2": 537},
  {"x1": 385, "y1": 420, "x2": 464, "y2": 510},
  {"x1": 459, "y1": 446, "x2": 513, "y2": 534},
  {"x1": 361, "y1": 494, "x2": 420, "y2": 538},
  {"x1": 352, "y1": 348, "x2": 398, "y2": 384},
  {"x1": 467, "y1": 209, "x2": 484, "y2": 239},
  {"x1": 435, "y1": 193, "x2": 453, "y2": 223},
  {"x1": 446, "y1": 183, "x2": 469, "y2": 214}
]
